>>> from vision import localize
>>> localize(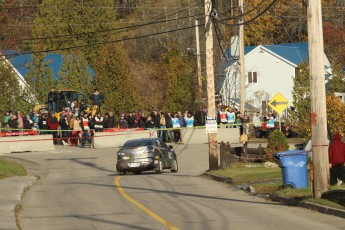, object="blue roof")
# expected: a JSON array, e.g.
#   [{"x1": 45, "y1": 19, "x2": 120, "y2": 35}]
[
  {"x1": 259, "y1": 42, "x2": 309, "y2": 65},
  {"x1": 224, "y1": 42, "x2": 309, "y2": 66},
  {"x1": 3, "y1": 52, "x2": 95, "y2": 80}
]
